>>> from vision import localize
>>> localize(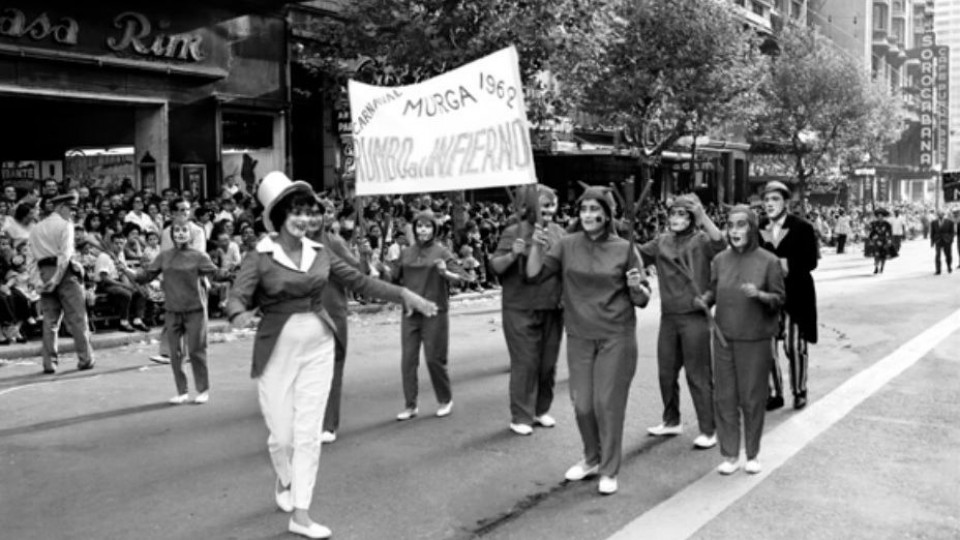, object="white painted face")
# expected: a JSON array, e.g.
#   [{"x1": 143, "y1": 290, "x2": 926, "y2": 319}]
[
  {"x1": 539, "y1": 194, "x2": 558, "y2": 222},
  {"x1": 283, "y1": 210, "x2": 310, "y2": 239},
  {"x1": 763, "y1": 192, "x2": 786, "y2": 221},
  {"x1": 668, "y1": 207, "x2": 692, "y2": 233},
  {"x1": 727, "y1": 212, "x2": 751, "y2": 250},
  {"x1": 415, "y1": 220, "x2": 435, "y2": 243},
  {"x1": 172, "y1": 224, "x2": 191, "y2": 246},
  {"x1": 579, "y1": 199, "x2": 607, "y2": 234}
]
